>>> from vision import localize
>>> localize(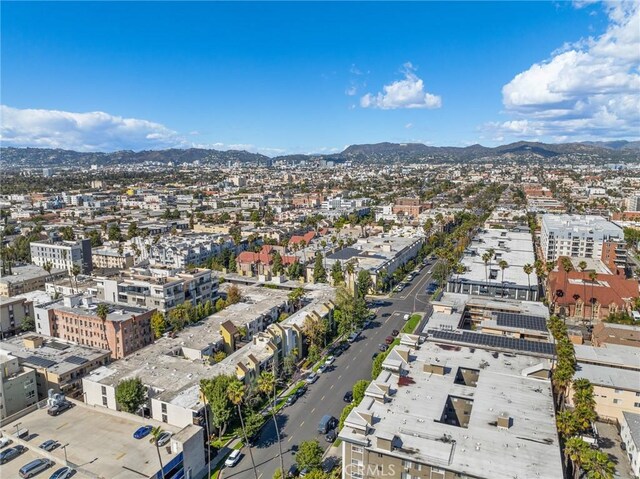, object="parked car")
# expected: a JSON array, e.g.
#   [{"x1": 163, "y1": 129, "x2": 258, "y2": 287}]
[
  {"x1": 325, "y1": 429, "x2": 337, "y2": 442},
  {"x1": 305, "y1": 372, "x2": 319, "y2": 384},
  {"x1": 379, "y1": 344, "x2": 389, "y2": 352},
  {"x1": 322, "y1": 457, "x2": 339, "y2": 474},
  {"x1": 317, "y1": 364, "x2": 328, "y2": 374},
  {"x1": 318, "y1": 414, "x2": 338, "y2": 434},
  {"x1": 296, "y1": 384, "x2": 308, "y2": 397},
  {"x1": 0, "y1": 436, "x2": 12, "y2": 448},
  {"x1": 157, "y1": 432, "x2": 172, "y2": 446},
  {"x1": 299, "y1": 468, "x2": 309, "y2": 478},
  {"x1": 19, "y1": 458, "x2": 54, "y2": 478},
  {"x1": 39, "y1": 440, "x2": 59, "y2": 452},
  {"x1": 325, "y1": 355, "x2": 335, "y2": 365},
  {"x1": 403, "y1": 314, "x2": 410, "y2": 321},
  {"x1": 286, "y1": 464, "x2": 299, "y2": 477},
  {"x1": 49, "y1": 467, "x2": 76, "y2": 479},
  {"x1": 224, "y1": 449, "x2": 241, "y2": 467},
  {"x1": 425, "y1": 282, "x2": 438, "y2": 294},
  {"x1": 0, "y1": 445, "x2": 26, "y2": 464},
  {"x1": 391, "y1": 329, "x2": 399, "y2": 336},
  {"x1": 347, "y1": 331, "x2": 359, "y2": 343},
  {"x1": 285, "y1": 394, "x2": 298, "y2": 407},
  {"x1": 385, "y1": 336, "x2": 394, "y2": 344},
  {"x1": 133, "y1": 425, "x2": 153, "y2": 439},
  {"x1": 47, "y1": 401, "x2": 72, "y2": 416},
  {"x1": 343, "y1": 391, "x2": 353, "y2": 402},
  {"x1": 394, "y1": 285, "x2": 403, "y2": 292},
  {"x1": 372, "y1": 352, "x2": 379, "y2": 360}
]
